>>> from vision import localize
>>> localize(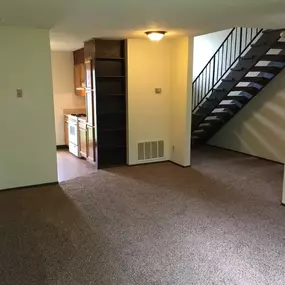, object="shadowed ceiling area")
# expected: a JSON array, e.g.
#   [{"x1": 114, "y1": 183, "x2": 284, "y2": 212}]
[{"x1": 1, "y1": 0, "x2": 285, "y2": 50}]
